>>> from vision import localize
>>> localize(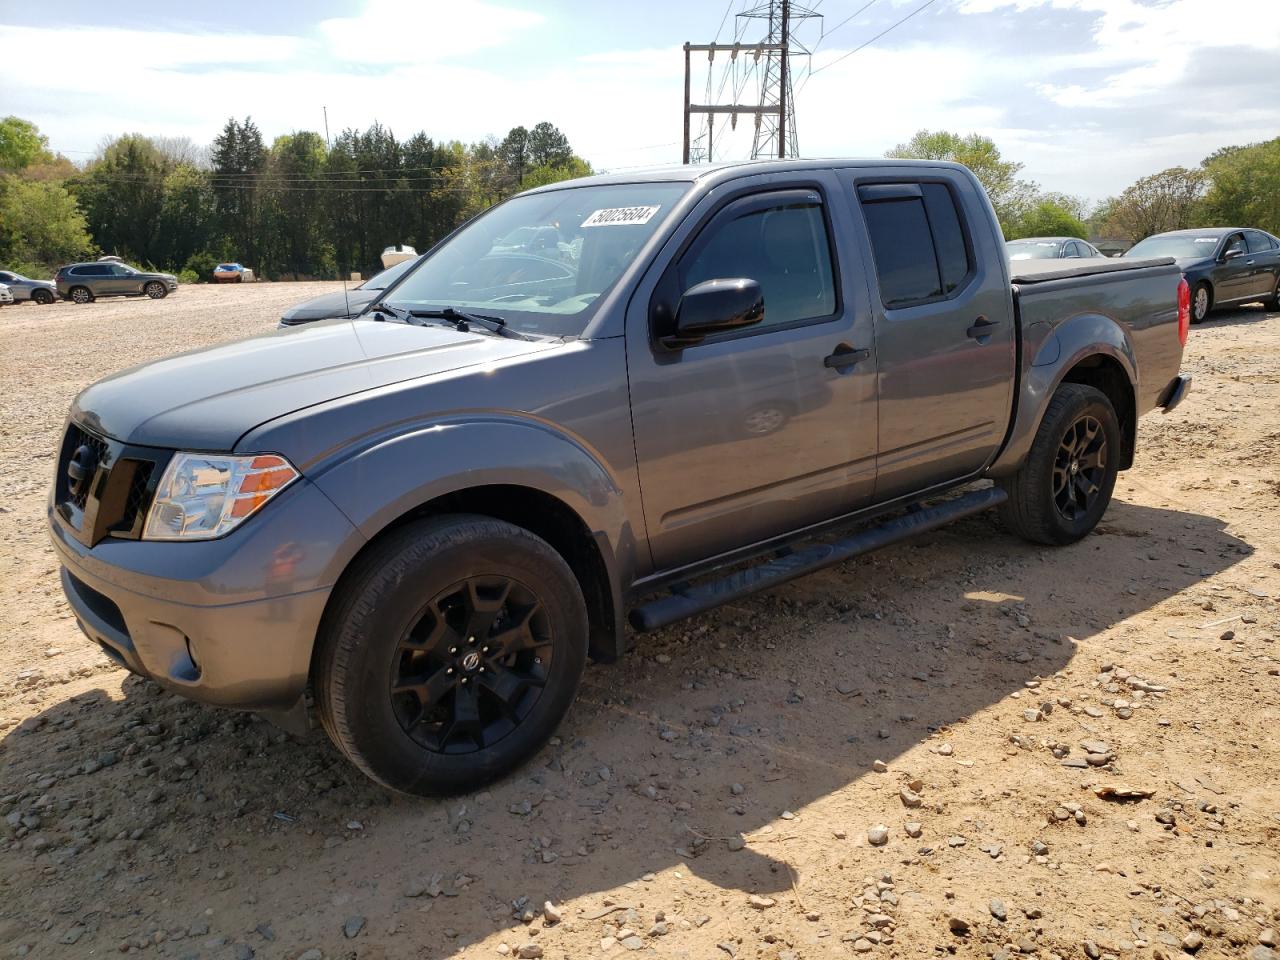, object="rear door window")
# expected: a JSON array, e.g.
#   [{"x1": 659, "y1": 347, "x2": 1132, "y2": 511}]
[
  {"x1": 858, "y1": 181, "x2": 972, "y2": 307},
  {"x1": 1246, "y1": 230, "x2": 1276, "y2": 253}
]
